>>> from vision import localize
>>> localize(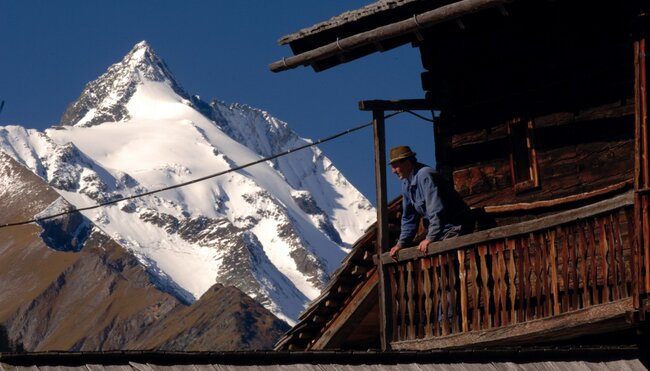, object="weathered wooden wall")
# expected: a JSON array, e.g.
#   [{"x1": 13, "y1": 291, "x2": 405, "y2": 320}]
[{"x1": 417, "y1": 0, "x2": 638, "y2": 216}]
